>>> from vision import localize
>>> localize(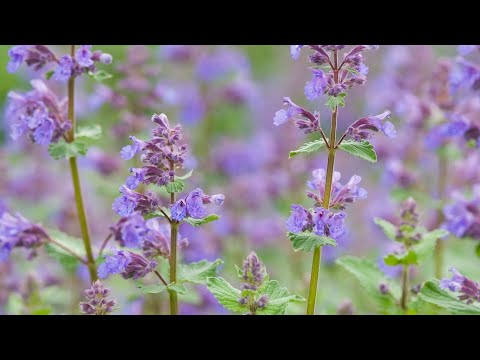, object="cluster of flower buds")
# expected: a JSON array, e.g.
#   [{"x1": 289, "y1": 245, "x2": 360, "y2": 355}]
[
  {"x1": 79, "y1": 280, "x2": 116, "y2": 315},
  {"x1": 347, "y1": 111, "x2": 396, "y2": 141},
  {"x1": 0, "y1": 212, "x2": 49, "y2": 261},
  {"x1": 237, "y1": 252, "x2": 269, "y2": 314},
  {"x1": 273, "y1": 97, "x2": 320, "y2": 133},
  {"x1": 8, "y1": 45, "x2": 112, "y2": 83},
  {"x1": 290, "y1": 45, "x2": 379, "y2": 98},
  {"x1": 112, "y1": 185, "x2": 160, "y2": 217},
  {"x1": 97, "y1": 248, "x2": 157, "y2": 280}
]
